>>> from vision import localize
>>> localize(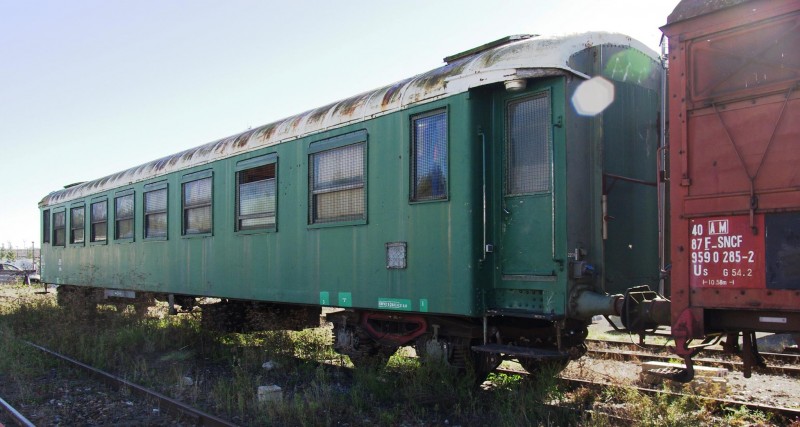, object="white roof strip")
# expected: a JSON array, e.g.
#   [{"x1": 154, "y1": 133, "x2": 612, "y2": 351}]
[{"x1": 40, "y1": 32, "x2": 658, "y2": 207}]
